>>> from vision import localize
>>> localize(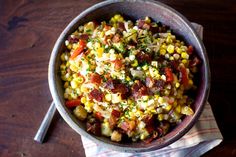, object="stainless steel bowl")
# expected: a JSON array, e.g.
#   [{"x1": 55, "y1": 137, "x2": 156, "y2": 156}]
[{"x1": 48, "y1": 0, "x2": 210, "y2": 152}]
